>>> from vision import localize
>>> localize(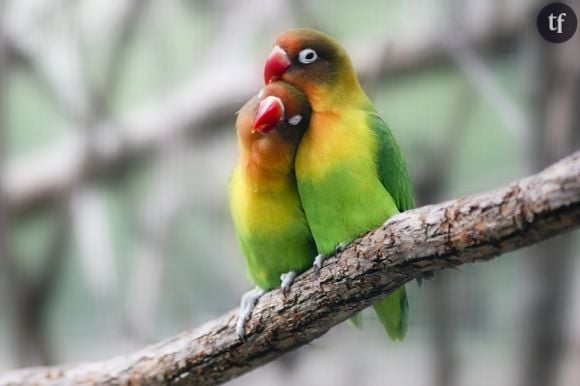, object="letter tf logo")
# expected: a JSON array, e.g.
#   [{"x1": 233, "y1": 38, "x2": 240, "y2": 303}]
[
  {"x1": 537, "y1": 3, "x2": 577, "y2": 43},
  {"x1": 549, "y1": 12, "x2": 567, "y2": 33}
]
